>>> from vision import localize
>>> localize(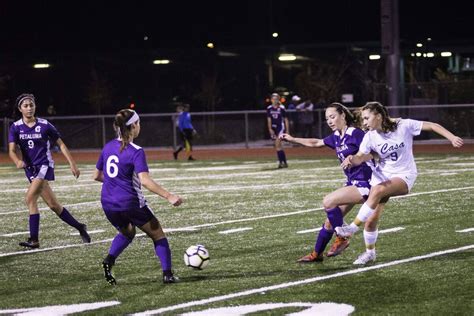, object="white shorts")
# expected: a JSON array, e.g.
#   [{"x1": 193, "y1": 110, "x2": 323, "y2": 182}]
[{"x1": 370, "y1": 170, "x2": 417, "y2": 192}]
